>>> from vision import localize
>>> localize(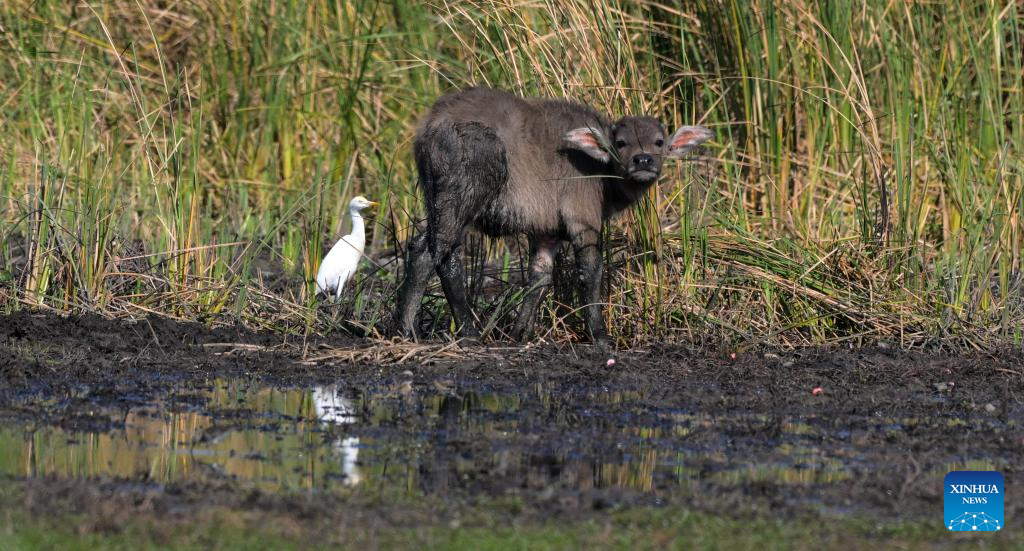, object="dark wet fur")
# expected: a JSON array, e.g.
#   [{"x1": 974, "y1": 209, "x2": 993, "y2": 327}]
[{"x1": 415, "y1": 122, "x2": 511, "y2": 256}]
